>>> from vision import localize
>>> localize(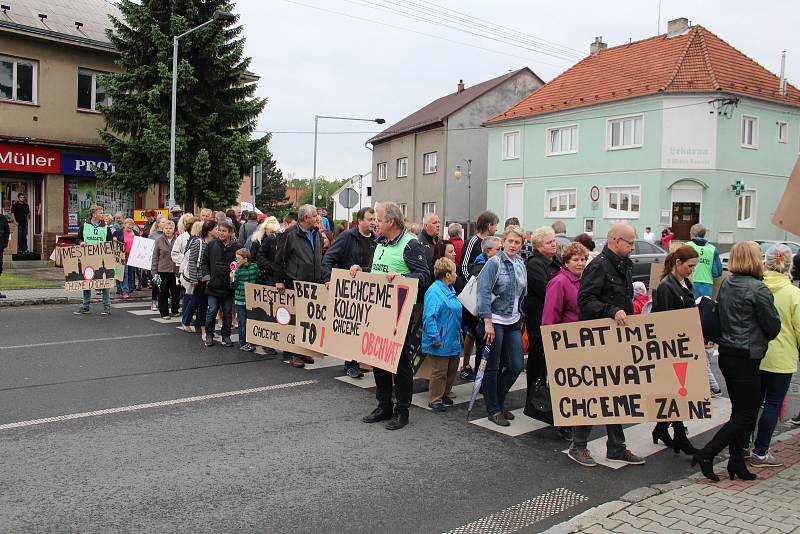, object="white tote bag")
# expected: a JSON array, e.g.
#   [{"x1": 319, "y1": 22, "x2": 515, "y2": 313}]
[{"x1": 457, "y1": 261, "x2": 500, "y2": 316}]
